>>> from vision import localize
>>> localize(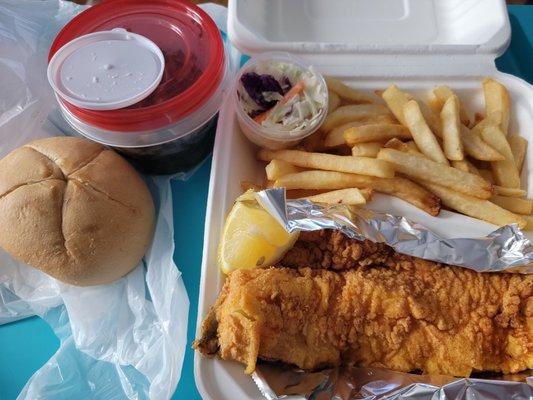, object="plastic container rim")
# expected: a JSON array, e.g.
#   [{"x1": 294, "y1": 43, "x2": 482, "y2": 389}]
[{"x1": 233, "y1": 51, "x2": 329, "y2": 143}]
